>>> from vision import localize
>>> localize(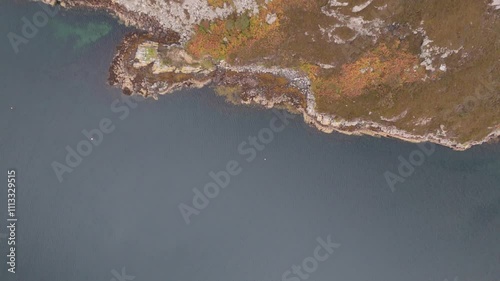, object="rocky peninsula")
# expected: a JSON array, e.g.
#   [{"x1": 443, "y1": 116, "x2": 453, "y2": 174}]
[{"x1": 39, "y1": 0, "x2": 500, "y2": 150}]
